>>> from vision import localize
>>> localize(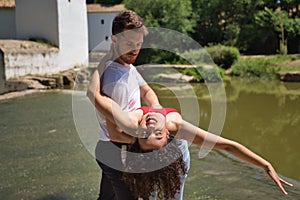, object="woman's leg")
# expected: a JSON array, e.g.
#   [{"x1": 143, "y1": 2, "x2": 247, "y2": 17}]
[{"x1": 170, "y1": 140, "x2": 190, "y2": 200}]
